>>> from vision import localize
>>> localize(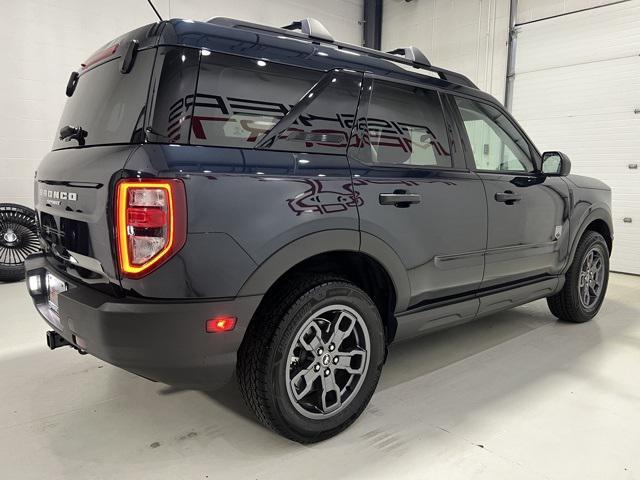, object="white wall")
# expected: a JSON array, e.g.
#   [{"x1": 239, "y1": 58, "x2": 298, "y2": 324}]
[
  {"x1": 380, "y1": 0, "x2": 622, "y2": 105},
  {"x1": 516, "y1": 0, "x2": 623, "y2": 23},
  {"x1": 382, "y1": 0, "x2": 511, "y2": 101},
  {"x1": 0, "y1": 0, "x2": 363, "y2": 206}
]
